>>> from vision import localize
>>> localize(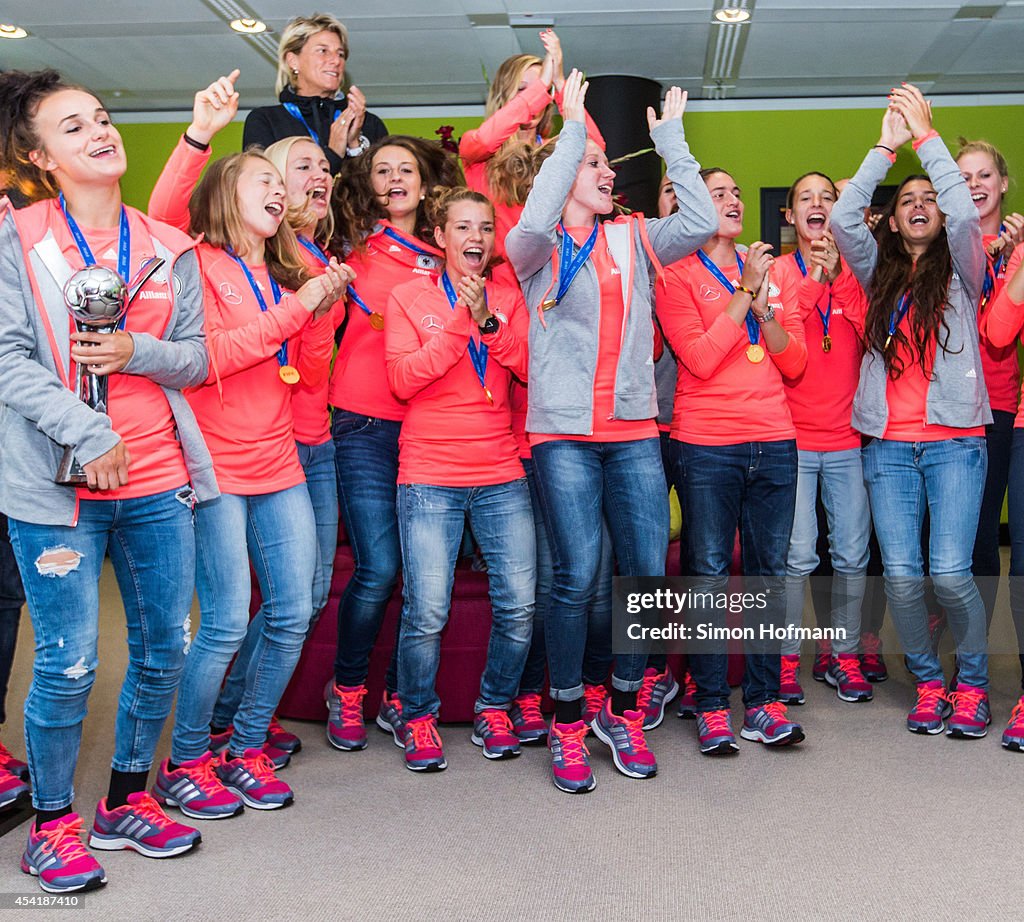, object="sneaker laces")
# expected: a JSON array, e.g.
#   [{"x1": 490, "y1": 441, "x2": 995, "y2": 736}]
[
  {"x1": 948, "y1": 685, "x2": 985, "y2": 716},
  {"x1": 582, "y1": 685, "x2": 607, "y2": 714},
  {"x1": 186, "y1": 754, "x2": 228, "y2": 797},
  {"x1": 780, "y1": 657, "x2": 799, "y2": 685},
  {"x1": 124, "y1": 792, "x2": 173, "y2": 828},
  {"x1": 408, "y1": 718, "x2": 441, "y2": 751},
  {"x1": 836, "y1": 656, "x2": 867, "y2": 684},
  {"x1": 268, "y1": 716, "x2": 286, "y2": 735},
  {"x1": 336, "y1": 685, "x2": 367, "y2": 725},
  {"x1": 514, "y1": 694, "x2": 543, "y2": 723},
  {"x1": 636, "y1": 672, "x2": 661, "y2": 711},
  {"x1": 700, "y1": 709, "x2": 732, "y2": 735},
  {"x1": 37, "y1": 816, "x2": 90, "y2": 864},
  {"x1": 0, "y1": 740, "x2": 15, "y2": 767},
  {"x1": 915, "y1": 683, "x2": 947, "y2": 714},
  {"x1": 478, "y1": 709, "x2": 512, "y2": 736},
  {"x1": 682, "y1": 671, "x2": 697, "y2": 698},
  {"x1": 237, "y1": 752, "x2": 278, "y2": 783},
  {"x1": 763, "y1": 701, "x2": 790, "y2": 722},
  {"x1": 621, "y1": 711, "x2": 650, "y2": 752},
  {"x1": 1007, "y1": 696, "x2": 1024, "y2": 728},
  {"x1": 554, "y1": 724, "x2": 590, "y2": 767}
]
